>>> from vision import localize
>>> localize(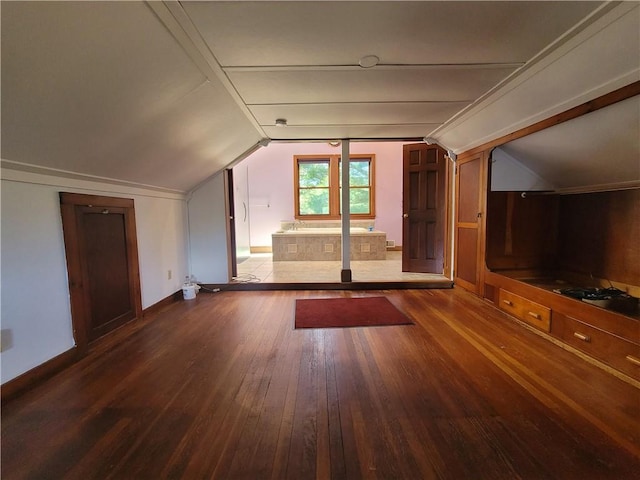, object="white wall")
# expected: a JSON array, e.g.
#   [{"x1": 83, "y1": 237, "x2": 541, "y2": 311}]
[
  {"x1": 240, "y1": 141, "x2": 406, "y2": 247},
  {"x1": 0, "y1": 168, "x2": 189, "y2": 384},
  {"x1": 187, "y1": 173, "x2": 230, "y2": 283},
  {"x1": 490, "y1": 148, "x2": 555, "y2": 192}
]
